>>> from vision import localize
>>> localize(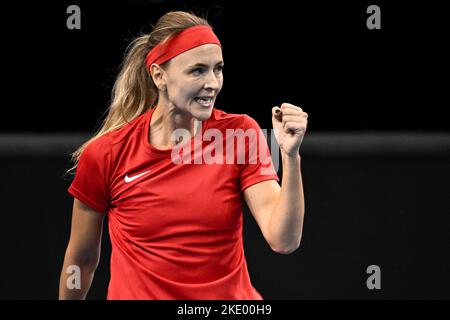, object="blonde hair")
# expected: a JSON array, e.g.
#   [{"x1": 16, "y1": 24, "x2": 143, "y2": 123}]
[{"x1": 66, "y1": 11, "x2": 210, "y2": 175}]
